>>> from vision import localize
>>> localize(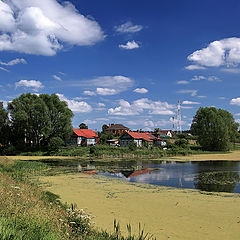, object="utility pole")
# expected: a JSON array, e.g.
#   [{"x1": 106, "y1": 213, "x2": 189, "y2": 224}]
[{"x1": 177, "y1": 99, "x2": 182, "y2": 134}]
